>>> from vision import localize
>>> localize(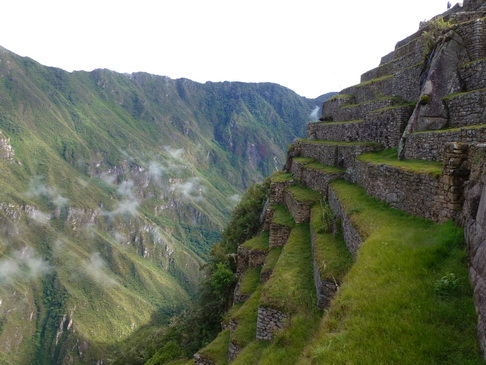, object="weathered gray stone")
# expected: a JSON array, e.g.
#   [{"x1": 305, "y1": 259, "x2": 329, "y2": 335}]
[{"x1": 256, "y1": 306, "x2": 287, "y2": 341}]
